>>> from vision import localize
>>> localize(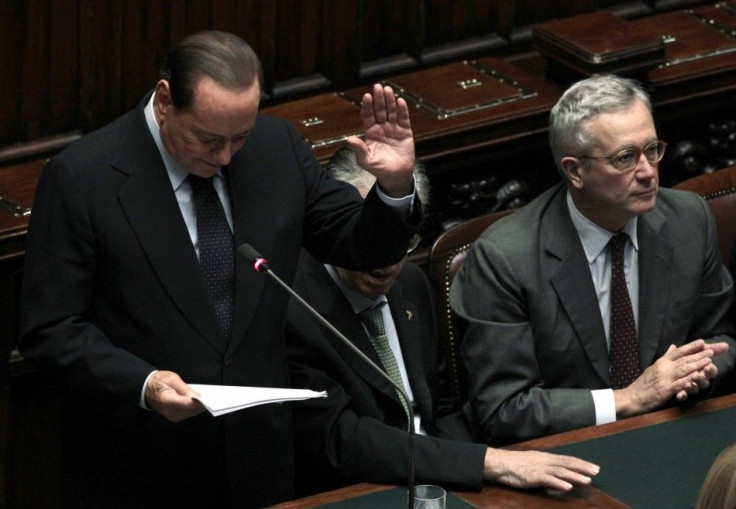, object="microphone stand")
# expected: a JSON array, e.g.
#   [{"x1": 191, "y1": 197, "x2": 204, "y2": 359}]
[{"x1": 238, "y1": 244, "x2": 416, "y2": 509}]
